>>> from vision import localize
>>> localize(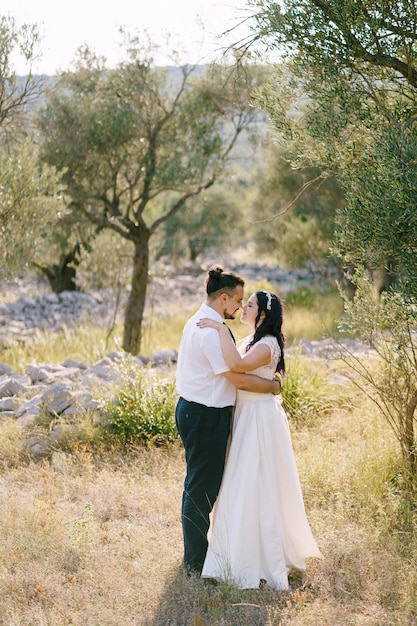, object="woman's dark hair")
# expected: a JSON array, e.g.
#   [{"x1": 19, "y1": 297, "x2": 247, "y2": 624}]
[
  {"x1": 205, "y1": 265, "x2": 245, "y2": 298},
  {"x1": 246, "y1": 290, "x2": 285, "y2": 376}
]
